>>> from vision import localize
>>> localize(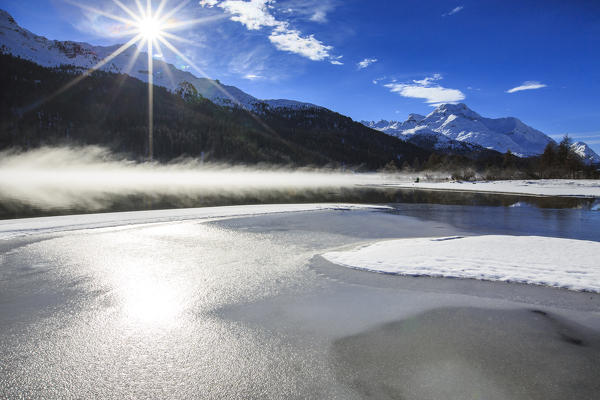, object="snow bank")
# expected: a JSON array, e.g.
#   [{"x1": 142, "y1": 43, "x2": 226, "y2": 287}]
[
  {"x1": 0, "y1": 203, "x2": 386, "y2": 240},
  {"x1": 323, "y1": 235, "x2": 600, "y2": 293},
  {"x1": 383, "y1": 179, "x2": 600, "y2": 197}
]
